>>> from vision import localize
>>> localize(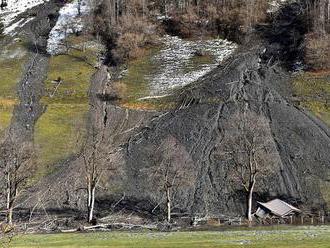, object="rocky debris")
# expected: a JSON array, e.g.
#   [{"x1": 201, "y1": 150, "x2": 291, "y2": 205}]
[{"x1": 122, "y1": 40, "x2": 329, "y2": 216}]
